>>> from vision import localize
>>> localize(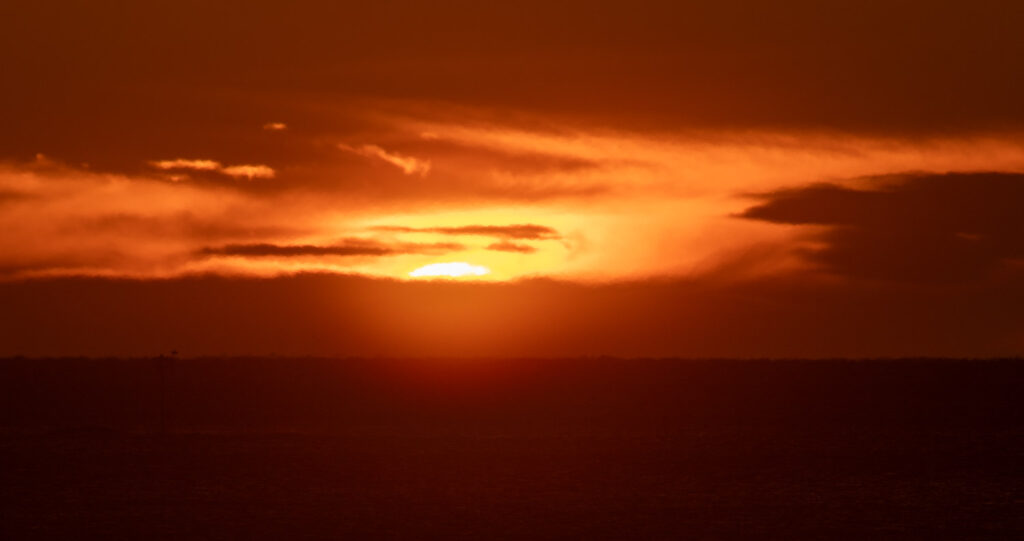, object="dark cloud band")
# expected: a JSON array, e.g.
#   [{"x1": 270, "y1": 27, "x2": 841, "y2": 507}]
[
  {"x1": 372, "y1": 224, "x2": 560, "y2": 240},
  {"x1": 740, "y1": 172, "x2": 1024, "y2": 282},
  {"x1": 201, "y1": 241, "x2": 464, "y2": 258}
]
